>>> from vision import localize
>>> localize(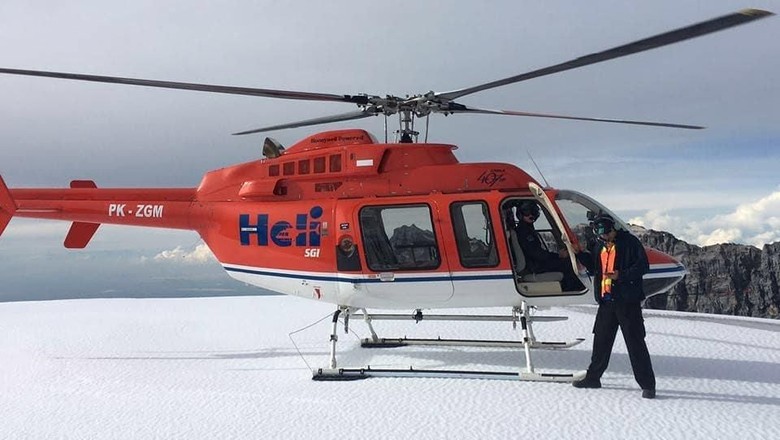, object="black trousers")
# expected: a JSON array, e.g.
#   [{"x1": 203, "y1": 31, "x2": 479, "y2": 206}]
[{"x1": 586, "y1": 301, "x2": 655, "y2": 390}]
